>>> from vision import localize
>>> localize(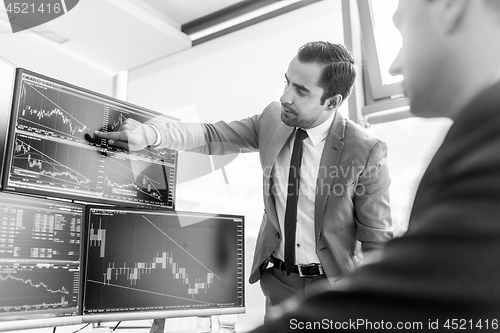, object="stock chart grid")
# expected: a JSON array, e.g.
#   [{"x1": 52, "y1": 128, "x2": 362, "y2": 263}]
[{"x1": 84, "y1": 208, "x2": 244, "y2": 315}]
